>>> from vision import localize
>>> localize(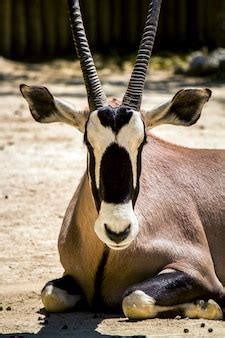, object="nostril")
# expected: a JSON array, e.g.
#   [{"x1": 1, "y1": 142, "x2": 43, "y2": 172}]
[{"x1": 104, "y1": 224, "x2": 131, "y2": 244}]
